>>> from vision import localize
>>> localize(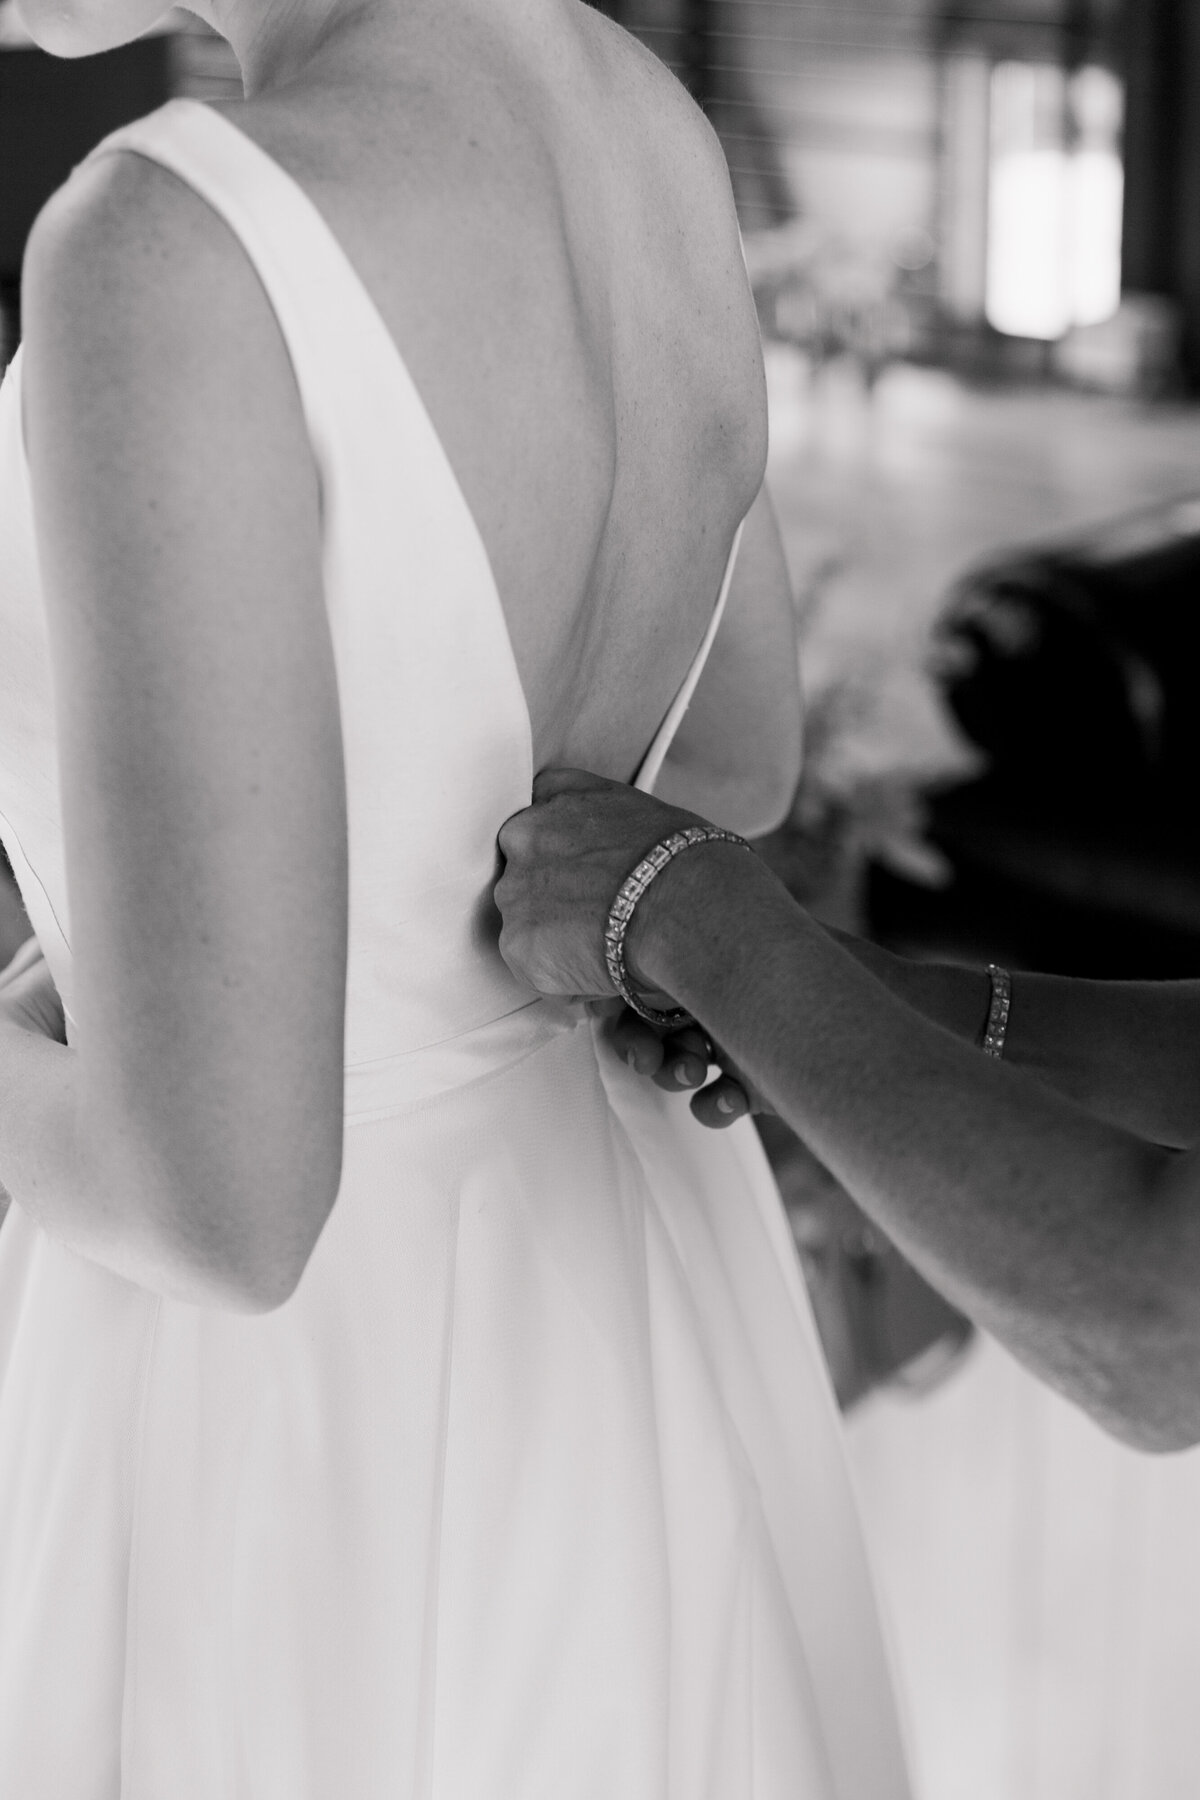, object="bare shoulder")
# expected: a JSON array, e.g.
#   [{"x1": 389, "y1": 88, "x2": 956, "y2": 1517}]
[
  {"x1": 21, "y1": 132, "x2": 321, "y2": 697},
  {"x1": 580, "y1": 7, "x2": 732, "y2": 189},
  {"x1": 23, "y1": 143, "x2": 290, "y2": 419},
  {"x1": 22, "y1": 138, "x2": 316, "y2": 566},
  {"x1": 27, "y1": 137, "x2": 203, "y2": 263},
  {"x1": 578, "y1": 13, "x2": 766, "y2": 476},
  {"x1": 591, "y1": 19, "x2": 746, "y2": 252}
]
